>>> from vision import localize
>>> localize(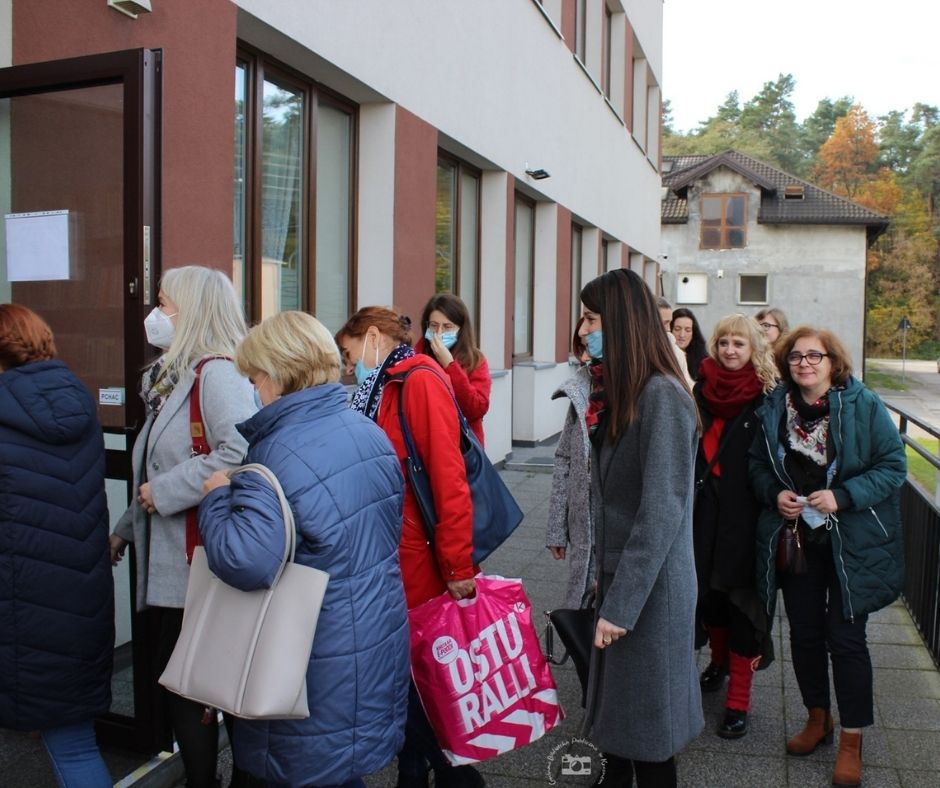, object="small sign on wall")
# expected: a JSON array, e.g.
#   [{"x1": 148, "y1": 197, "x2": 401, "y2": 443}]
[
  {"x1": 99, "y1": 388, "x2": 125, "y2": 406},
  {"x1": 4, "y1": 210, "x2": 72, "y2": 282}
]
